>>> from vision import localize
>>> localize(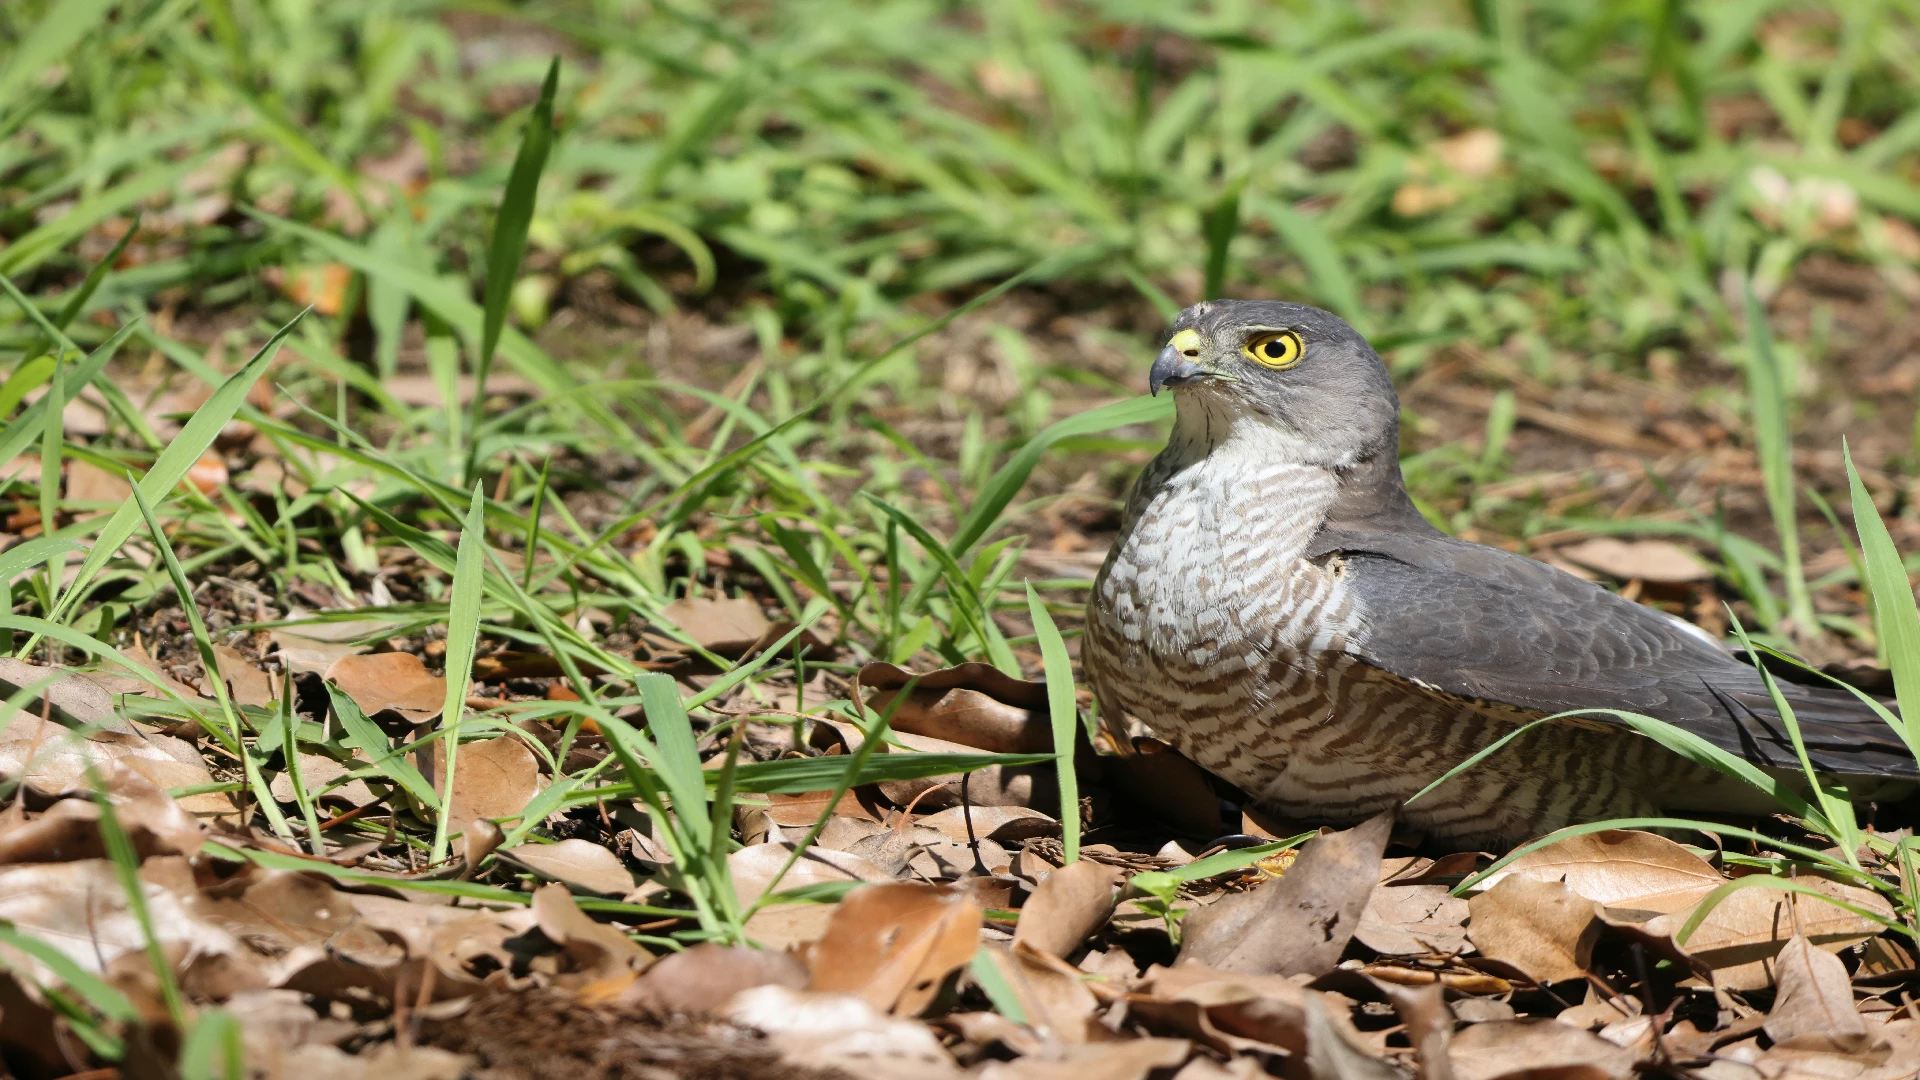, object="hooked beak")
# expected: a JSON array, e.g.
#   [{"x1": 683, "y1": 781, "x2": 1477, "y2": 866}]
[{"x1": 1149, "y1": 344, "x2": 1211, "y2": 396}]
